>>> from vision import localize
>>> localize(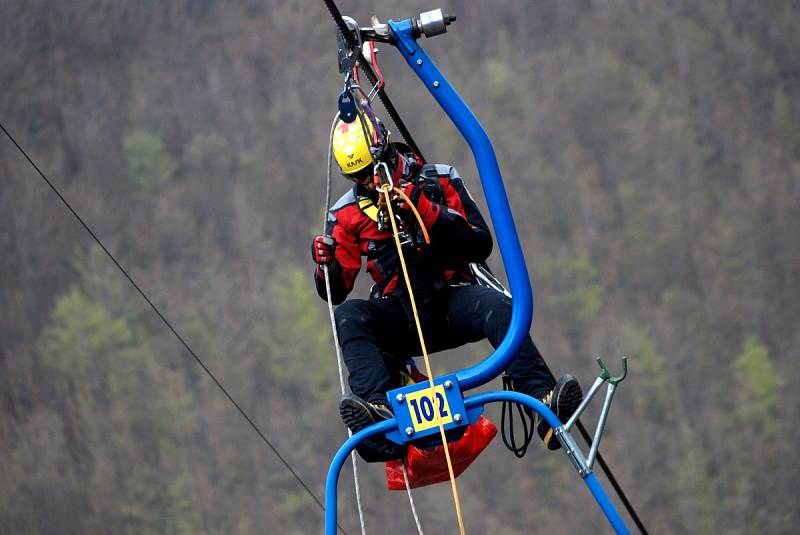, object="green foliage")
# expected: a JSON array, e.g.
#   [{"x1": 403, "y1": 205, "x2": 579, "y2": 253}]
[
  {"x1": 37, "y1": 284, "x2": 201, "y2": 532},
  {"x1": 621, "y1": 323, "x2": 670, "y2": 420},
  {"x1": 183, "y1": 133, "x2": 232, "y2": 179},
  {"x1": 542, "y1": 246, "x2": 604, "y2": 338},
  {"x1": 481, "y1": 30, "x2": 528, "y2": 121},
  {"x1": 674, "y1": 422, "x2": 720, "y2": 533},
  {"x1": 123, "y1": 129, "x2": 177, "y2": 194},
  {"x1": 732, "y1": 336, "x2": 785, "y2": 440},
  {"x1": 39, "y1": 286, "x2": 134, "y2": 408},
  {"x1": 269, "y1": 265, "x2": 335, "y2": 404},
  {"x1": 5, "y1": 1, "x2": 800, "y2": 532},
  {"x1": 772, "y1": 87, "x2": 800, "y2": 155}
]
